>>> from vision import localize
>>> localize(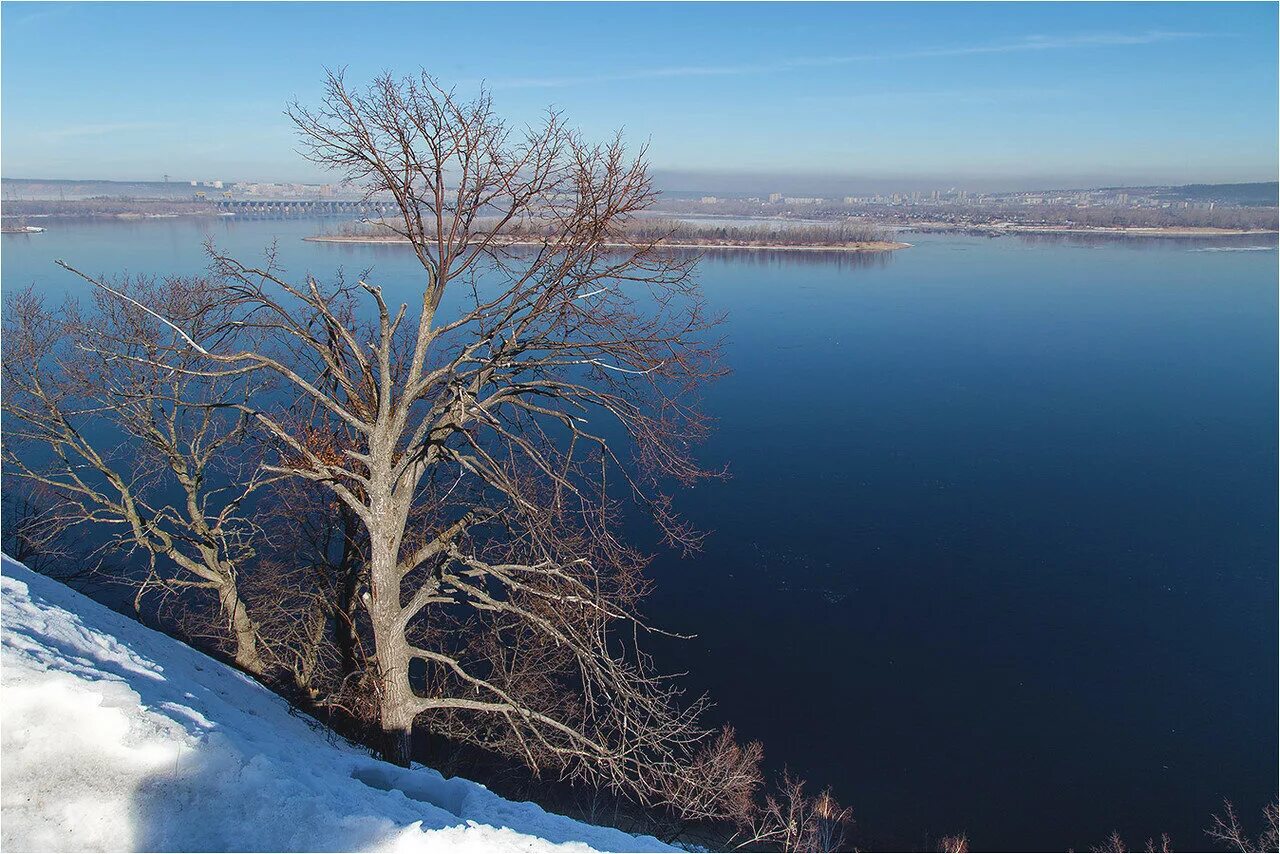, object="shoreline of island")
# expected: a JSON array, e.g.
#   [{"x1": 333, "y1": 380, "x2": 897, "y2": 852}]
[
  {"x1": 303, "y1": 235, "x2": 912, "y2": 252},
  {"x1": 903, "y1": 222, "x2": 1278, "y2": 238}
]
